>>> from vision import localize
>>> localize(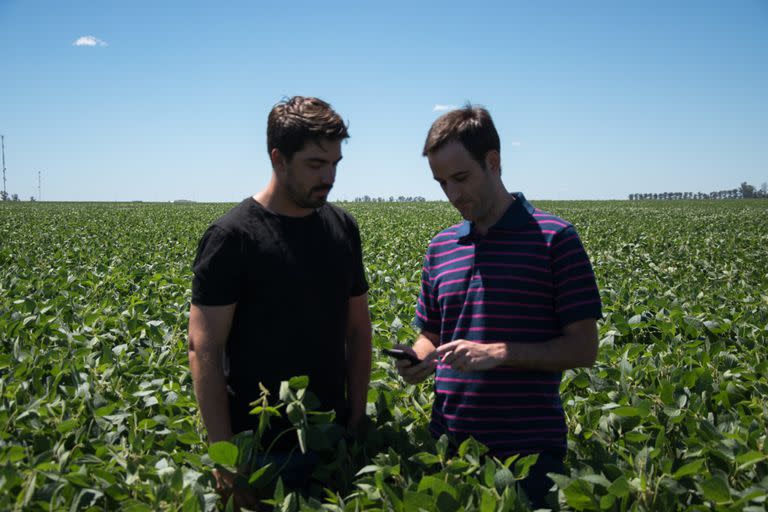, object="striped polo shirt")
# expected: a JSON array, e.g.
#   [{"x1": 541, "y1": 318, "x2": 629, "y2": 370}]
[{"x1": 414, "y1": 192, "x2": 602, "y2": 457}]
